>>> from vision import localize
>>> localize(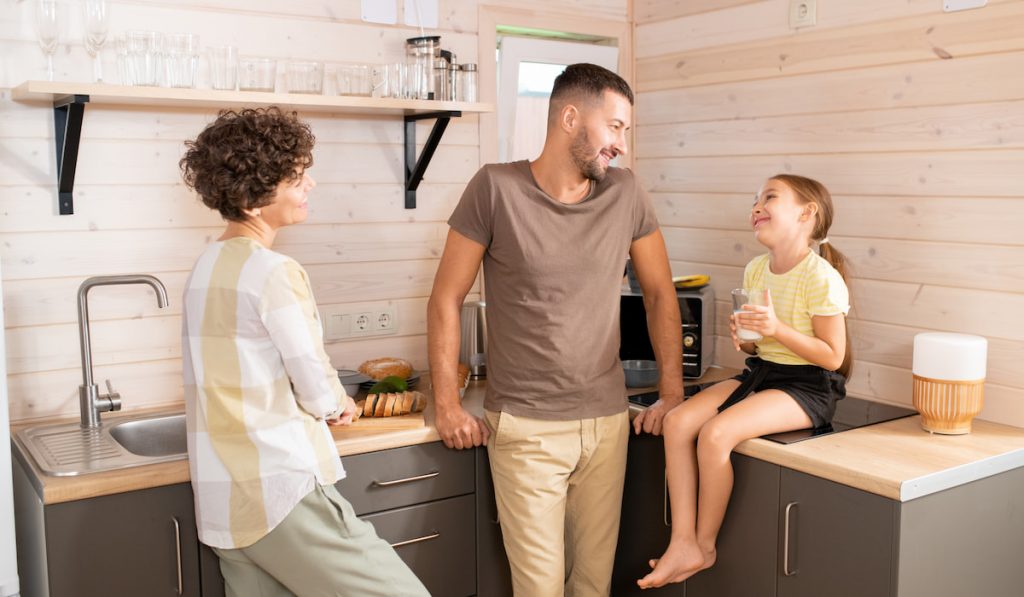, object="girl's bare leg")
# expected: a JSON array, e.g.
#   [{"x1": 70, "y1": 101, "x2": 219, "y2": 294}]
[
  {"x1": 694, "y1": 390, "x2": 812, "y2": 555},
  {"x1": 639, "y1": 388, "x2": 813, "y2": 589},
  {"x1": 637, "y1": 380, "x2": 738, "y2": 589}
]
